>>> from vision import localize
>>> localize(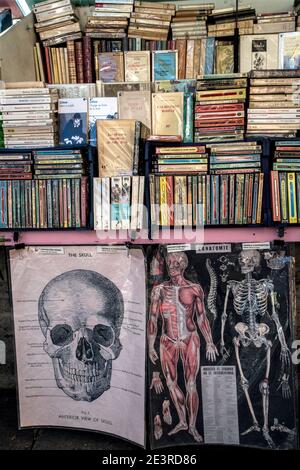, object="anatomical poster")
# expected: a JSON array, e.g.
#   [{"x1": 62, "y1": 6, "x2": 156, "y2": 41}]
[
  {"x1": 148, "y1": 243, "x2": 298, "y2": 449},
  {"x1": 10, "y1": 246, "x2": 146, "y2": 447}
]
